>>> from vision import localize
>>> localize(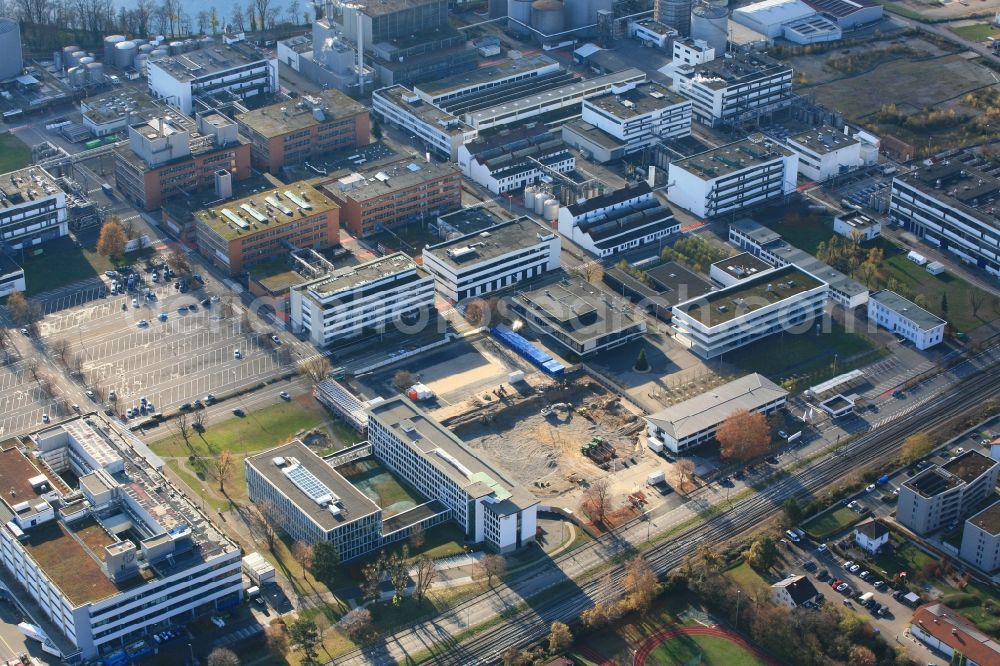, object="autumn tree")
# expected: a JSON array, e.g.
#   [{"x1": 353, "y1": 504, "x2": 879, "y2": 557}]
[
  {"x1": 387, "y1": 547, "x2": 410, "y2": 602},
  {"x1": 900, "y1": 432, "x2": 933, "y2": 464},
  {"x1": 210, "y1": 449, "x2": 235, "y2": 492},
  {"x1": 716, "y1": 409, "x2": 771, "y2": 462},
  {"x1": 264, "y1": 622, "x2": 289, "y2": 660},
  {"x1": 361, "y1": 557, "x2": 383, "y2": 601},
  {"x1": 309, "y1": 540, "x2": 340, "y2": 584},
  {"x1": 292, "y1": 542, "x2": 314, "y2": 578},
  {"x1": 582, "y1": 477, "x2": 613, "y2": 526},
  {"x1": 674, "y1": 459, "x2": 695, "y2": 491},
  {"x1": 206, "y1": 647, "x2": 240, "y2": 666},
  {"x1": 475, "y1": 553, "x2": 506, "y2": 588},
  {"x1": 297, "y1": 355, "x2": 331, "y2": 384},
  {"x1": 413, "y1": 556, "x2": 436, "y2": 601},
  {"x1": 338, "y1": 607, "x2": 372, "y2": 639},
  {"x1": 745, "y1": 535, "x2": 778, "y2": 570},
  {"x1": 167, "y1": 248, "x2": 191, "y2": 275},
  {"x1": 288, "y1": 617, "x2": 319, "y2": 664},
  {"x1": 547, "y1": 621, "x2": 572, "y2": 654},
  {"x1": 464, "y1": 298, "x2": 503, "y2": 327},
  {"x1": 96, "y1": 219, "x2": 127, "y2": 261},
  {"x1": 623, "y1": 556, "x2": 658, "y2": 613},
  {"x1": 848, "y1": 645, "x2": 877, "y2": 666},
  {"x1": 6, "y1": 291, "x2": 39, "y2": 327}
]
